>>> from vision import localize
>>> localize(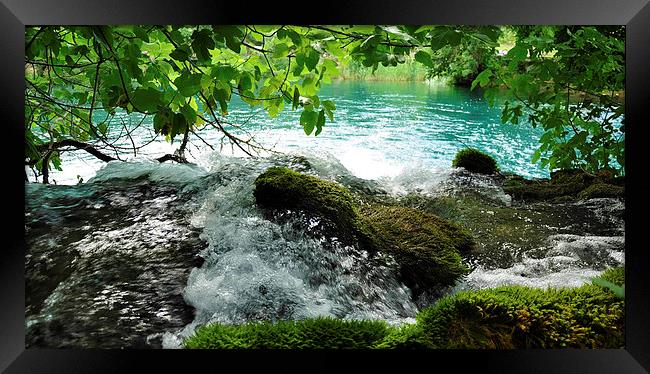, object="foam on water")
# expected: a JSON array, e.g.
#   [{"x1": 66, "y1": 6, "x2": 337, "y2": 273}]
[
  {"x1": 88, "y1": 160, "x2": 208, "y2": 184},
  {"x1": 461, "y1": 234, "x2": 624, "y2": 290},
  {"x1": 161, "y1": 155, "x2": 419, "y2": 348}
]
